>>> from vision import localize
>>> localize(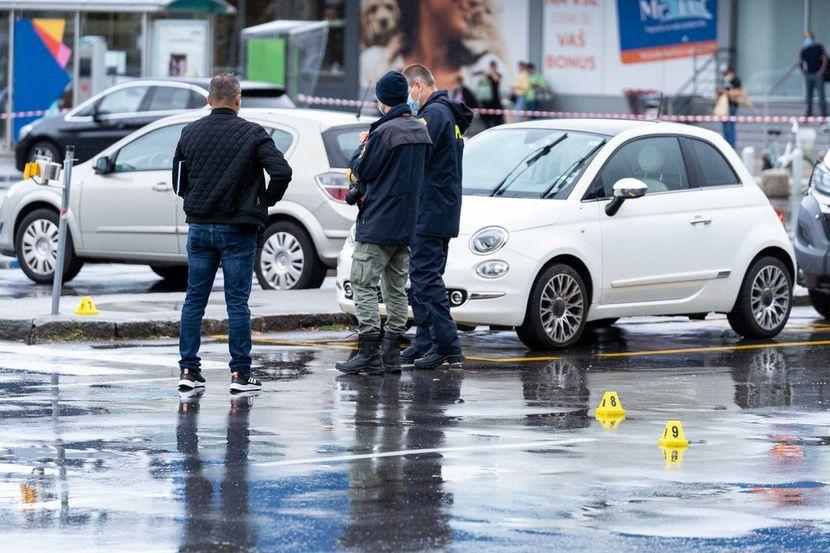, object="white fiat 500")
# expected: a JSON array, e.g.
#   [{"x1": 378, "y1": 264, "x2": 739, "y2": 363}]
[{"x1": 336, "y1": 119, "x2": 795, "y2": 350}]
